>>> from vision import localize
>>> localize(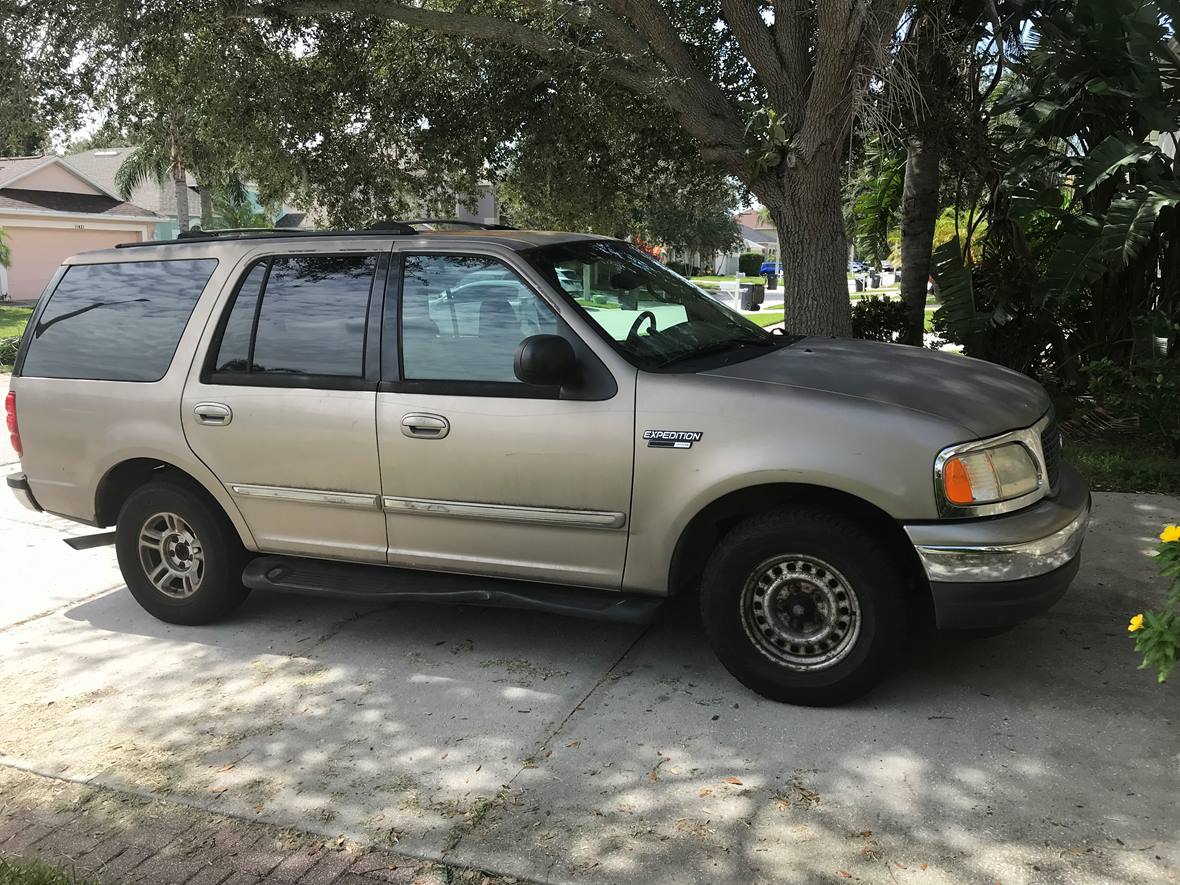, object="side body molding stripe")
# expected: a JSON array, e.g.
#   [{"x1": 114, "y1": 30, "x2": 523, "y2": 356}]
[
  {"x1": 382, "y1": 496, "x2": 626, "y2": 529},
  {"x1": 229, "y1": 484, "x2": 380, "y2": 509}
]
